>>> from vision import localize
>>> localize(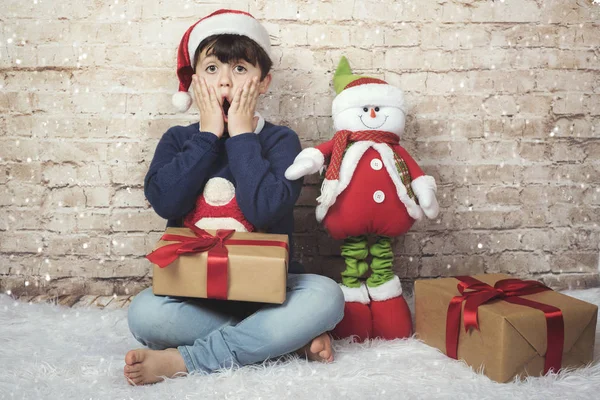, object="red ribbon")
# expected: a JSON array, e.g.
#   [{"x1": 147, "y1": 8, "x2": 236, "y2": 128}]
[
  {"x1": 146, "y1": 225, "x2": 289, "y2": 300},
  {"x1": 445, "y1": 276, "x2": 564, "y2": 374}
]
